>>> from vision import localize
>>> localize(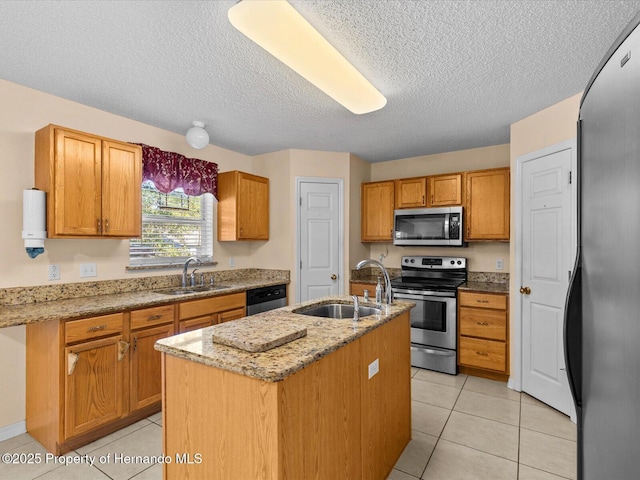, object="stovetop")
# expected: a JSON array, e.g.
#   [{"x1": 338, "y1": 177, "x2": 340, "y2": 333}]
[{"x1": 392, "y1": 255, "x2": 468, "y2": 292}]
